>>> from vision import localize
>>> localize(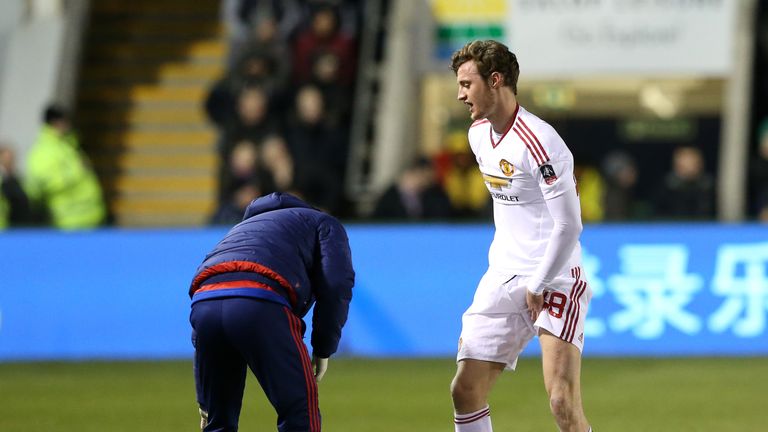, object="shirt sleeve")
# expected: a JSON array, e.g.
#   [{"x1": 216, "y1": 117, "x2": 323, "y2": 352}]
[
  {"x1": 524, "y1": 130, "x2": 575, "y2": 200},
  {"x1": 310, "y1": 216, "x2": 355, "y2": 358},
  {"x1": 526, "y1": 187, "x2": 583, "y2": 295},
  {"x1": 515, "y1": 118, "x2": 583, "y2": 294}
]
